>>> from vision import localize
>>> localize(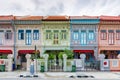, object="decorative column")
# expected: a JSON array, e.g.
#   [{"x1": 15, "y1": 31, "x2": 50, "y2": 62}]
[
  {"x1": 63, "y1": 54, "x2": 67, "y2": 72},
  {"x1": 98, "y1": 54, "x2": 105, "y2": 71},
  {"x1": 26, "y1": 54, "x2": 31, "y2": 72},
  {"x1": 80, "y1": 54, "x2": 86, "y2": 70},
  {"x1": 7, "y1": 54, "x2": 13, "y2": 71},
  {"x1": 43, "y1": 54, "x2": 49, "y2": 72}
]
